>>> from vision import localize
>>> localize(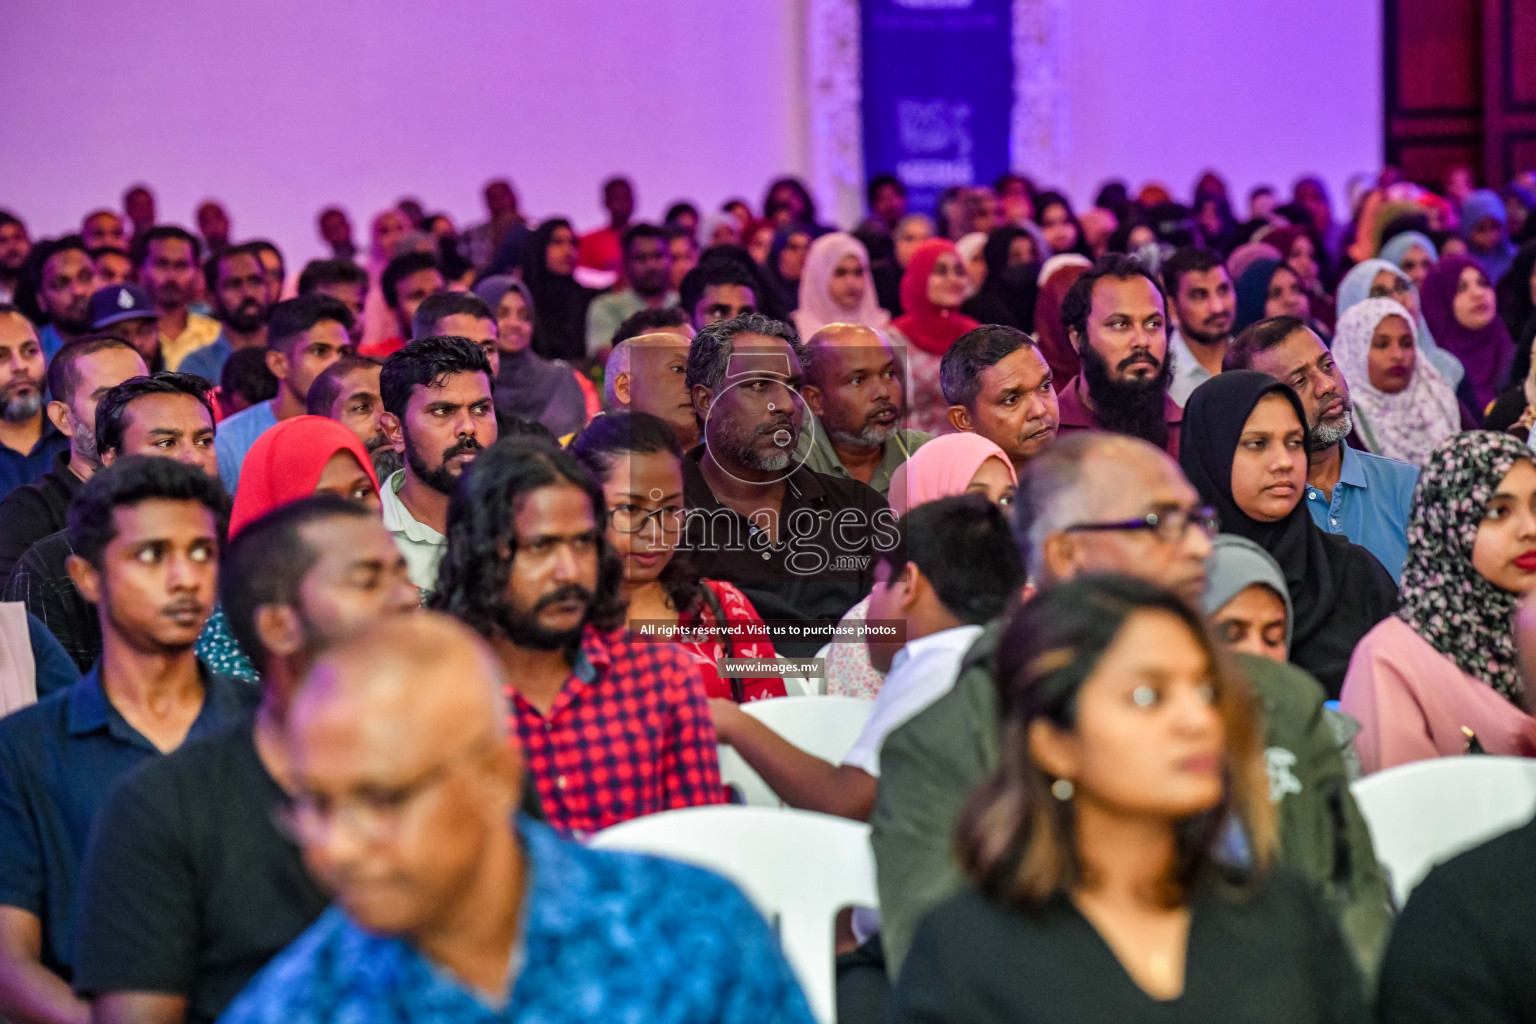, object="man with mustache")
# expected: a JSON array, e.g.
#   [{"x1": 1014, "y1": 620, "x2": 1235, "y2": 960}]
[
  {"x1": 795, "y1": 323, "x2": 931, "y2": 496},
  {"x1": 29, "y1": 235, "x2": 98, "y2": 362},
  {"x1": 940, "y1": 324, "x2": 1059, "y2": 475},
  {"x1": 681, "y1": 315, "x2": 889, "y2": 650},
  {"x1": 179, "y1": 244, "x2": 275, "y2": 386},
  {"x1": 0, "y1": 457, "x2": 255, "y2": 1024},
  {"x1": 1056, "y1": 254, "x2": 1184, "y2": 456},
  {"x1": 306, "y1": 355, "x2": 390, "y2": 479},
  {"x1": 133, "y1": 227, "x2": 219, "y2": 372},
  {"x1": 0, "y1": 306, "x2": 68, "y2": 503},
  {"x1": 1162, "y1": 247, "x2": 1237, "y2": 405},
  {"x1": 215, "y1": 295, "x2": 353, "y2": 493},
  {"x1": 1226, "y1": 315, "x2": 1419, "y2": 582},
  {"x1": 379, "y1": 336, "x2": 497, "y2": 592},
  {"x1": 430, "y1": 441, "x2": 724, "y2": 837}
]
